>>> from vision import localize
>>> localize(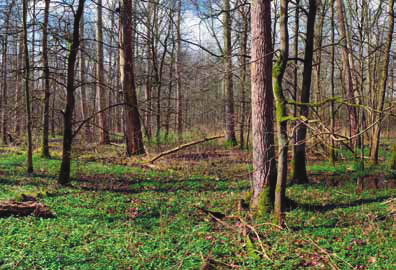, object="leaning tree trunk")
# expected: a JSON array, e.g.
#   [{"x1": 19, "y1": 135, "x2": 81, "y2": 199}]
[
  {"x1": 273, "y1": 0, "x2": 289, "y2": 225},
  {"x1": 250, "y1": 0, "x2": 277, "y2": 215},
  {"x1": 370, "y1": 0, "x2": 394, "y2": 163},
  {"x1": 120, "y1": 0, "x2": 145, "y2": 156},
  {"x1": 23, "y1": 0, "x2": 33, "y2": 173},
  {"x1": 41, "y1": 0, "x2": 51, "y2": 158},
  {"x1": 223, "y1": 0, "x2": 237, "y2": 146},
  {"x1": 58, "y1": 0, "x2": 85, "y2": 185},
  {"x1": 292, "y1": 0, "x2": 317, "y2": 184}
]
